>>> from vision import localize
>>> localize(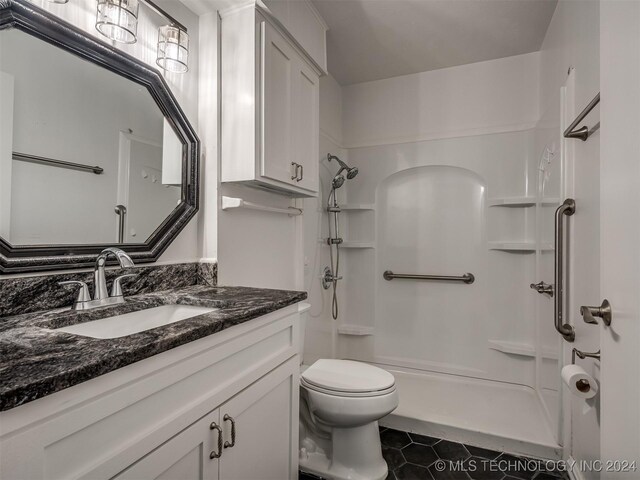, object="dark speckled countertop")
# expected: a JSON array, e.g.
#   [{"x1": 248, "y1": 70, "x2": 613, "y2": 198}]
[{"x1": 0, "y1": 285, "x2": 307, "y2": 412}]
